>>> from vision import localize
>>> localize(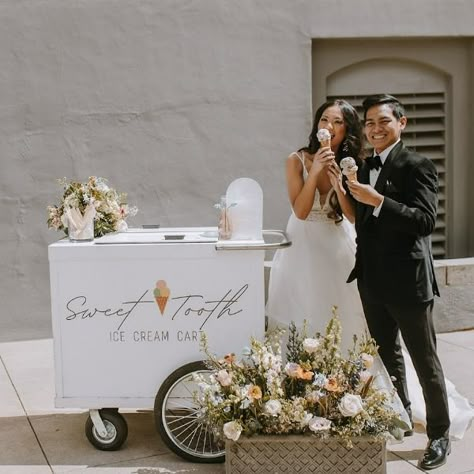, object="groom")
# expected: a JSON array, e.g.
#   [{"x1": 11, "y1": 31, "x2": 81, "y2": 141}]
[{"x1": 347, "y1": 94, "x2": 450, "y2": 470}]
